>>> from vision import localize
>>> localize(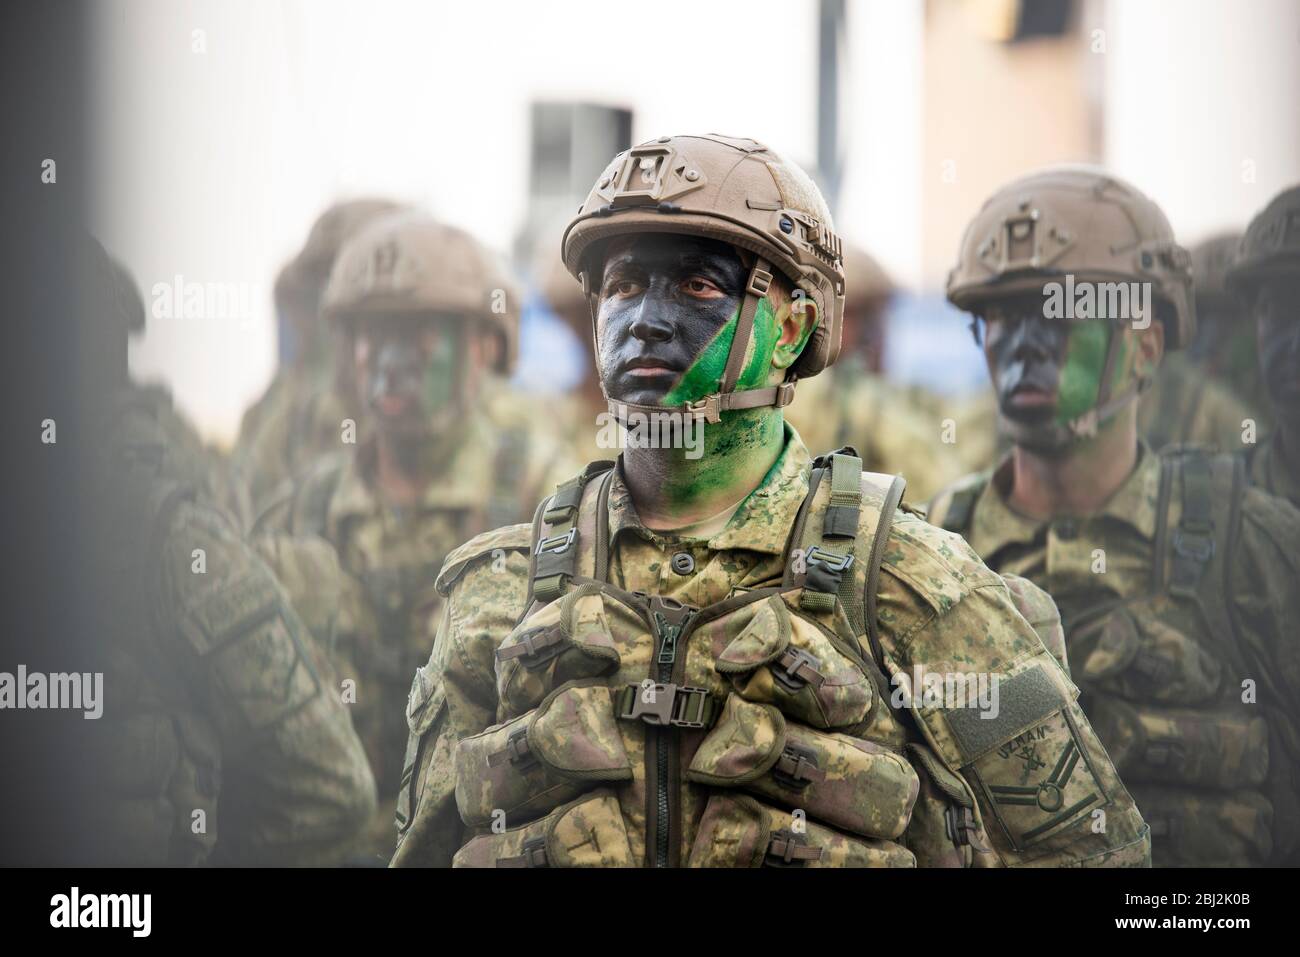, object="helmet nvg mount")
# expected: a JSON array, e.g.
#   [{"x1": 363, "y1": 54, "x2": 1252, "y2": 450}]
[
  {"x1": 562, "y1": 134, "x2": 846, "y2": 424},
  {"x1": 947, "y1": 166, "x2": 1194, "y2": 447}
]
